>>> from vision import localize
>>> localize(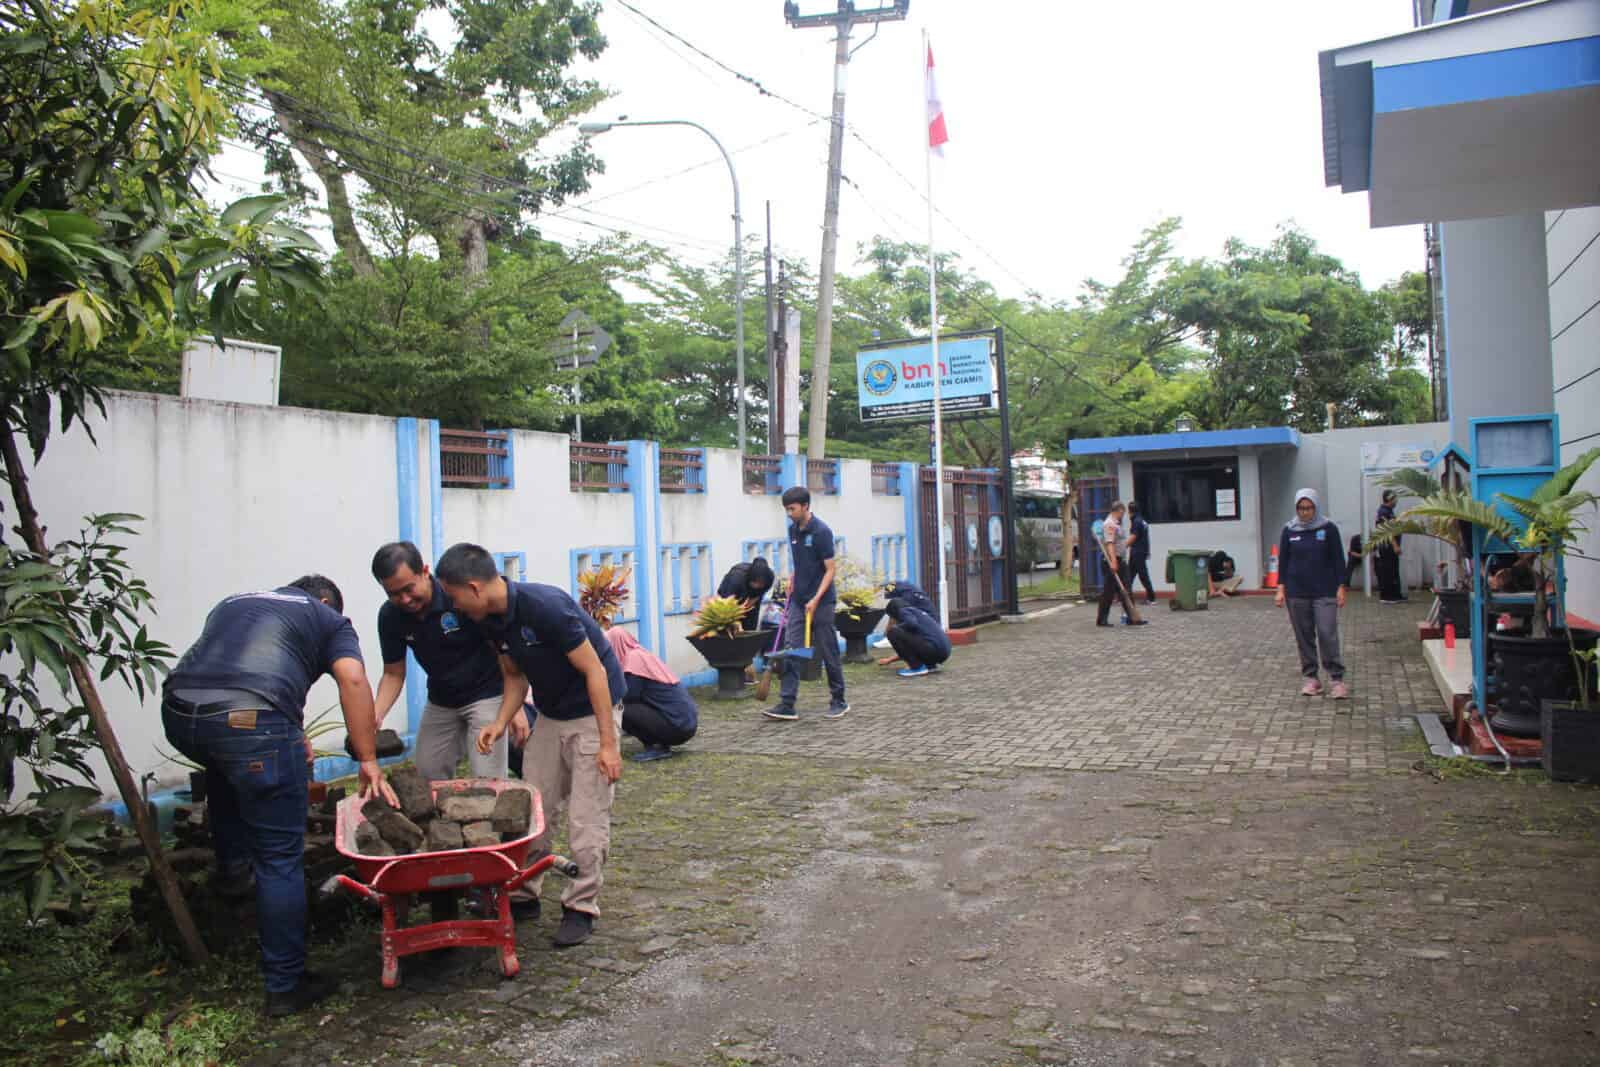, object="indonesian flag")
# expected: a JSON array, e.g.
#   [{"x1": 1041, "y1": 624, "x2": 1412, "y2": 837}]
[{"x1": 926, "y1": 43, "x2": 948, "y2": 155}]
